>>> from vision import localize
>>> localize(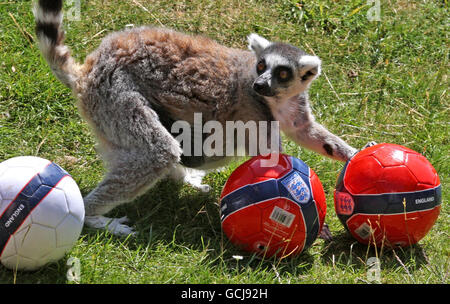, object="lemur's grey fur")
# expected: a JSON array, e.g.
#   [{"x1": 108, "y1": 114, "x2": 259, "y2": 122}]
[{"x1": 34, "y1": 0, "x2": 356, "y2": 236}]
